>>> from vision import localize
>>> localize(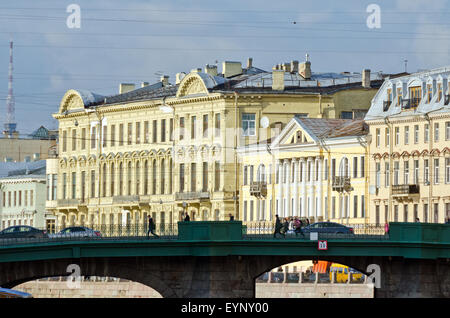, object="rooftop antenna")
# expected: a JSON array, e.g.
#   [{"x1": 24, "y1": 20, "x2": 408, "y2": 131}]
[
  {"x1": 404, "y1": 59, "x2": 408, "y2": 73},
  {"x1": 3, "y1": 39, "x2": 17, "y2": 138}
]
